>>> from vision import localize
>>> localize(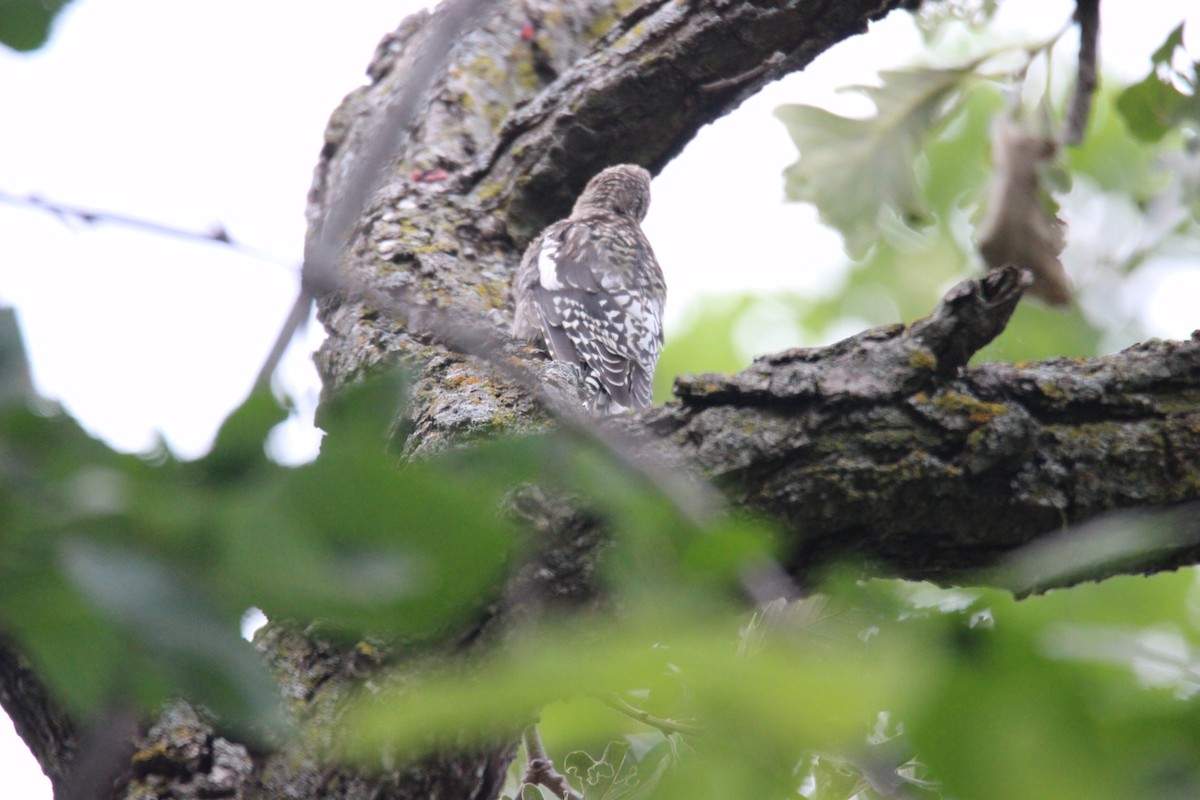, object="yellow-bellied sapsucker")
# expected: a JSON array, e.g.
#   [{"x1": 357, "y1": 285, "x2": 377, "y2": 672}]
[{"x1": 512, "y1": 164, "x2": 666, "y2": 414}]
